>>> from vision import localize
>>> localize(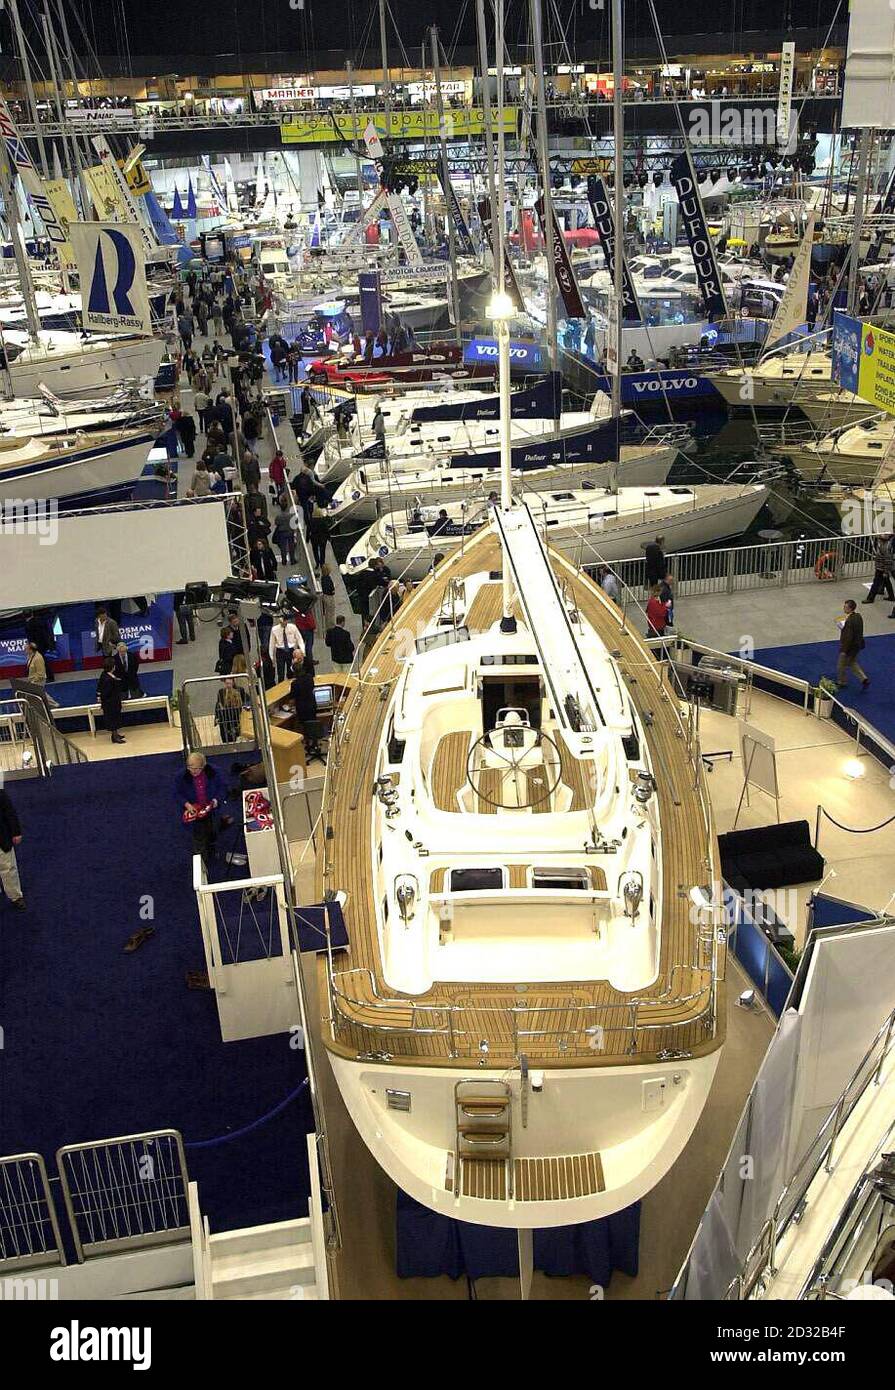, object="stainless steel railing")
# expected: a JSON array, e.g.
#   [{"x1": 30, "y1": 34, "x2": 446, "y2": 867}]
[
  {"x1": 0, "y1": 1153, "x2": 65, "y2": 1271},
  {"x1": 56, "y1": 1130, "x2": 191, "y2": 1263},
  {"x1": 609, "y1": 532, "x2": 875, "y2": 600},
  {"x1": 179, "y1": 674, "x2": 256, "y2": 758}
]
